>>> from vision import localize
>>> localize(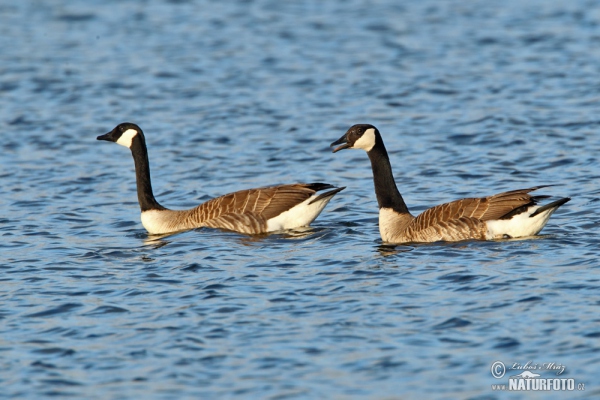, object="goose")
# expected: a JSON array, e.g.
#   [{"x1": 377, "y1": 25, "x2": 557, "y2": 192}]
[
  {"x1": 97, "y1": 122, "x2": 344, "y2": 235},
  {"x1": 331, "y1": 124, "x2": 570, "y2": 243}
]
